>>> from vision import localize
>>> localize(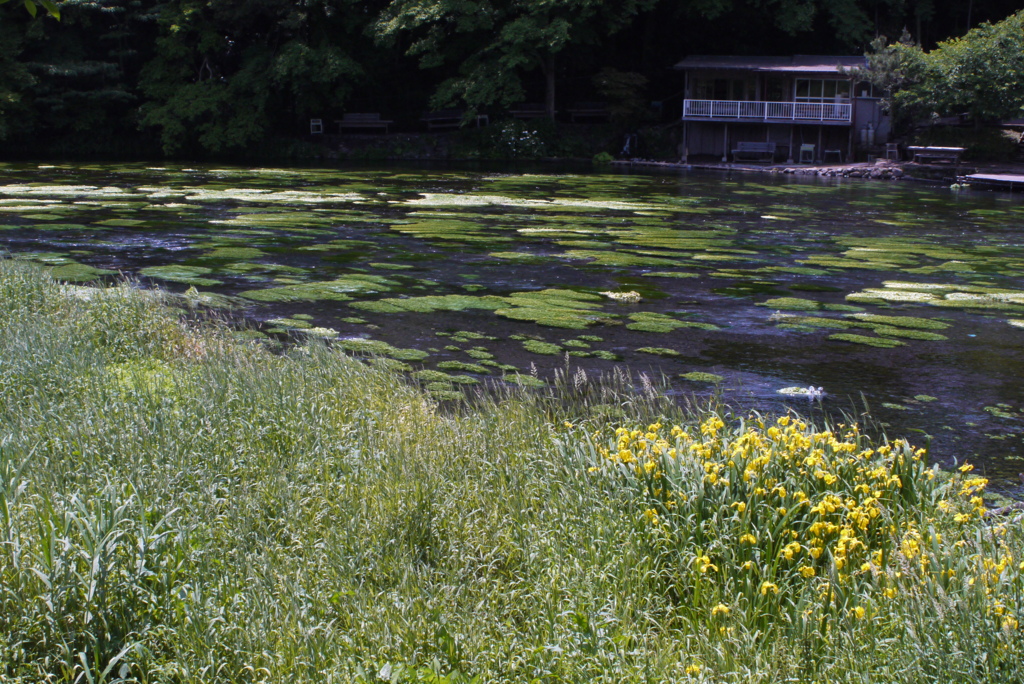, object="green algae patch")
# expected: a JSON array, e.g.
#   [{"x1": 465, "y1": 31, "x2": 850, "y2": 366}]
[
  {"x1": 758, "y1": 297, "x2": 824, "y2": 311},
  {"x1": 389, "y1": 218, "x2": 505, "y2": 243},
  {"x1": 522, "y1": 339, "x2": 562, "y2": 355},
  {"x1": 241, "y1": 274, "x2": 397, "y2": 303},
  {"x1": 140, "y1": 265, "x2": 222, "y2": 287},
  {"x1": 915, "y1": 395, "x2": 938, "y2": 402},
  {"x1": 370, "y1": 358, "x2": 413, "y2": 373},
  {"x1": 489, "y1": 251, "x2": 554, "y2": 264},
  {"x1": 371, "y1": 262, "x2": 415, "y2": 270},
  {"x1": 626, "y1": 311, "x2": 718, "y2": 333},
  {"x1": 221, "y1": 262, "x2": 308, "y2": 276},
  {"x1": 563, "y1": 249, "x2": 680, "y2": 269},
  {"x1": 427, "y1": 388, "x2": 467, "y2": 402},
  {"x1": 414, "y1": 370, "x2": 479, "y2": 385},
  {"x1": 637, "y1": 347, "x2": 681, "y2": 357},
  {"x1": 780, "y1": 316, "x2": 858, "y2": 330},
  {"x1": 266, "y1": 317, "x2": 312, "y2": 330},
  {"x1": 450, "y1": 330, "x2": 497, "y2": 342},
  {"x1": 94, "y1": 218, "x2": 148, "y2": 228},
  {"x1": 680, "y1": 372, "x2": 724, "y2": 383},
  {"x1": 352, "y1": 294, "x2": 505, "y2": 314},
  {"x1": 881, "y1": 402, "x2": 909, "y2": 411},
  {"x1": 496, "y1": 289, "x2": 607, "y2": 329},
  {"x1": 48, "y1": 263, "x2": 117, "y2": 282},
  {"x1": 202, "y1": 247, "x2": 267, "y2": 260},
  {"x1": 760, "y1": 297, "x2": 862, "y2": 313},
  {"x1": 873, "y1": 326, "x2": 947, "y2": 341},
  {"x1": 335, "y1": 338, "x2": 428, "y2": 362},
  {"x1": 646, "y1": 271, "x2": 699, "y2": 278},
  {"x1": 464, "y1": 348, "x2": 493, "y2": 360},
  {"x1": 437, "y1": 360, "x2": 490, "y2": 374},
  {"x1": 848, "y1": 313, "x2": 950, "y2": 330},
  {"x1": 847, "y1": 281, "x2": 1024, "y2": 310},
  {"x1": 298, "y1": 327, "x2": 339, "y2": 338},
  {"x1": 828, "y1": 333, "x2": 905, "y2": 348}
]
